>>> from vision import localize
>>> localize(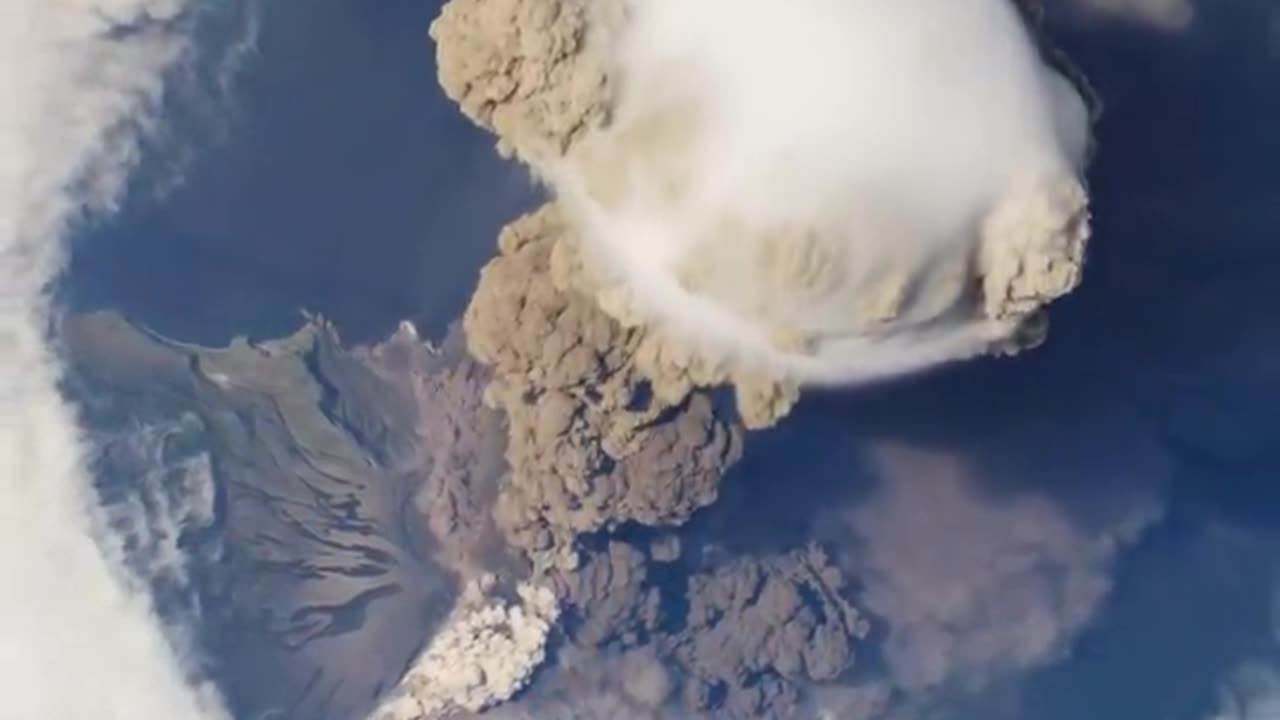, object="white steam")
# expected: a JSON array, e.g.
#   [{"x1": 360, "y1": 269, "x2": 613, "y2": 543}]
[
  {"x1": 551, "y1": 0, "x2": 1091, "y2": 385},
  {"x1": 1, "y1": 1, "x2": 230, "y2": 718}
]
